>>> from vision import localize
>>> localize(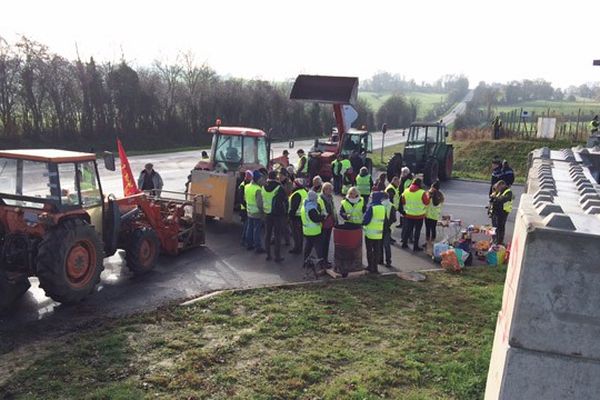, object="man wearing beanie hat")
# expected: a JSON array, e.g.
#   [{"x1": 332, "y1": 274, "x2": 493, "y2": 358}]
[{"x1": 244, "y1": 170, "x2": 265, "y2": 253}]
